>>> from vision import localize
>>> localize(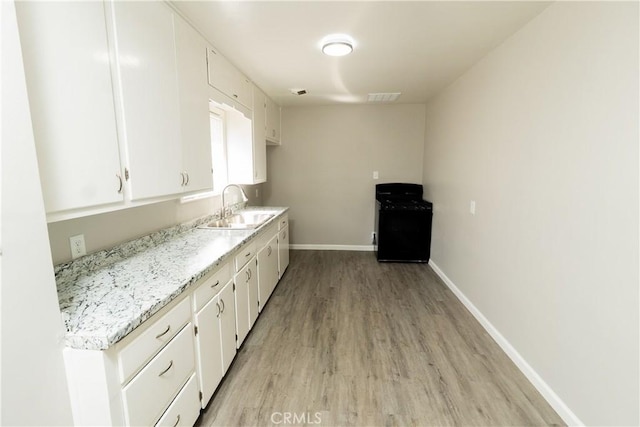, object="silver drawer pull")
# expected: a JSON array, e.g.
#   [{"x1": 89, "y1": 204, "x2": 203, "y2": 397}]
[
  {"x1": 172, "y1": 414, "x2": 181, "y2": 427},
  {"x1": 248, "y1": 268, "x2": 252, "y2": 280},
  {"x1": 245, "y1": 252, "x2": 251, "y2": 257},
  {"x1": 210, "y1": 279, "x2": 220, "y2": 289},
  {"x1": 159, "y1": 360, "x2": 173, "y2": 376},
  {"x1": 267, "y1": 246, "x2": 272, "y2": 256},
  {"x1": 245, "y1": 270, "x2": 250, "y2": 282},
  {"x1": 155, "y1": 325, "x2": 171, "y2": 339},
  {"x1": 216, "y1": 301, "x2": 221, "y2": 318},
  {"x1": 220, "y1": 298, "x2": 225, "y2": 313}
]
